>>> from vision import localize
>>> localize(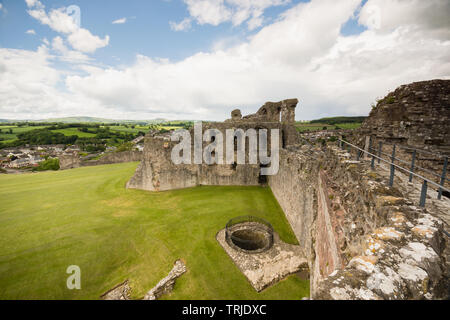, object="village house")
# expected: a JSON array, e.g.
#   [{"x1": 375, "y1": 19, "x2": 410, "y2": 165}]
[
  {"x1": 9, "y1": 158, "x2": 30, "y2": 168},
  {"x1": 65, "y1": 145, "x2": 80, "y2": 152}
]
